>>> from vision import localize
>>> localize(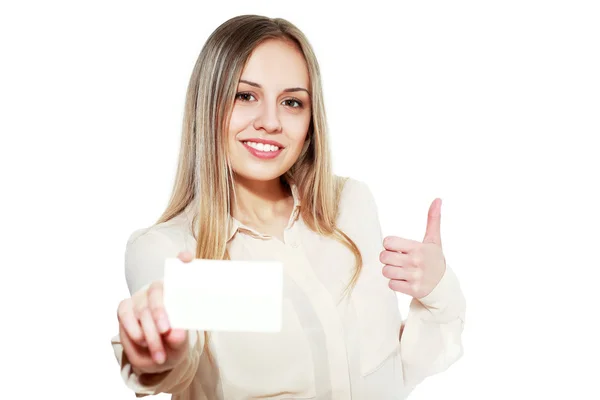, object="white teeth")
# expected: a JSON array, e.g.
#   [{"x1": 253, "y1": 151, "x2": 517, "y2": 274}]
[{"x1": 244, "y1": 141, "x2": 280, "y2": 152}]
